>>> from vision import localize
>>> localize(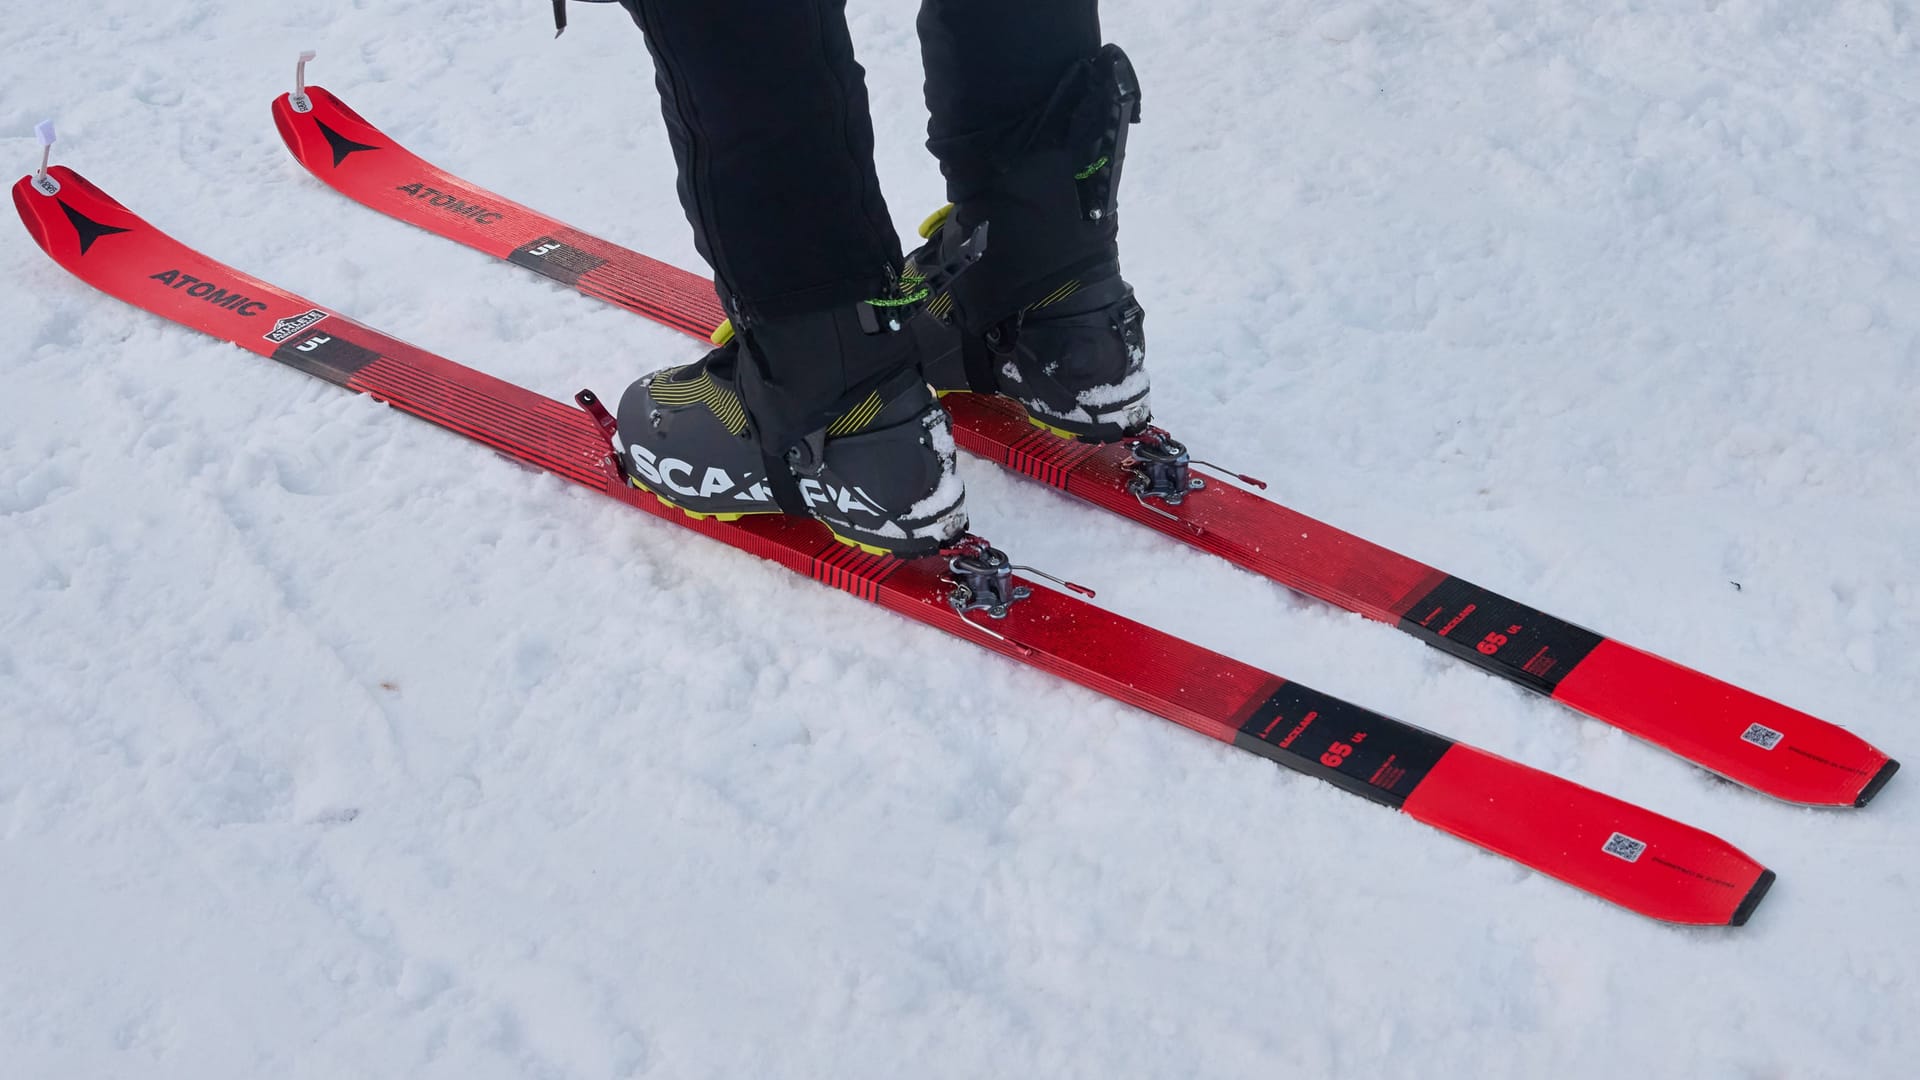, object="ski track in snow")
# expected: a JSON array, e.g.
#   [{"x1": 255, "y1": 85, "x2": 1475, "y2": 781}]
[{"x1": 3, "y1": 1, "x2": 1917, "y2": 1077}]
